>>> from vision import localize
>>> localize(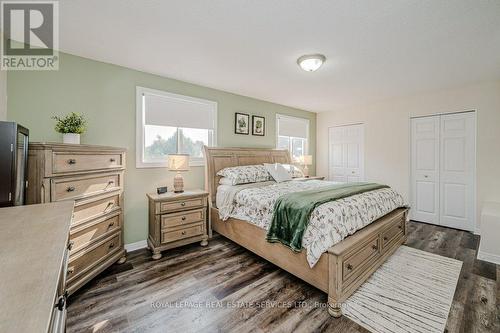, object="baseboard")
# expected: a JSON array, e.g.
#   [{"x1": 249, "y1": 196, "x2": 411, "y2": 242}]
[
  {"x1": 477, "y1": 249, "x2": 500, "y2": 265},
  {"x1": 125, "y1": 239, "x2": 148, "y2": 252}
]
